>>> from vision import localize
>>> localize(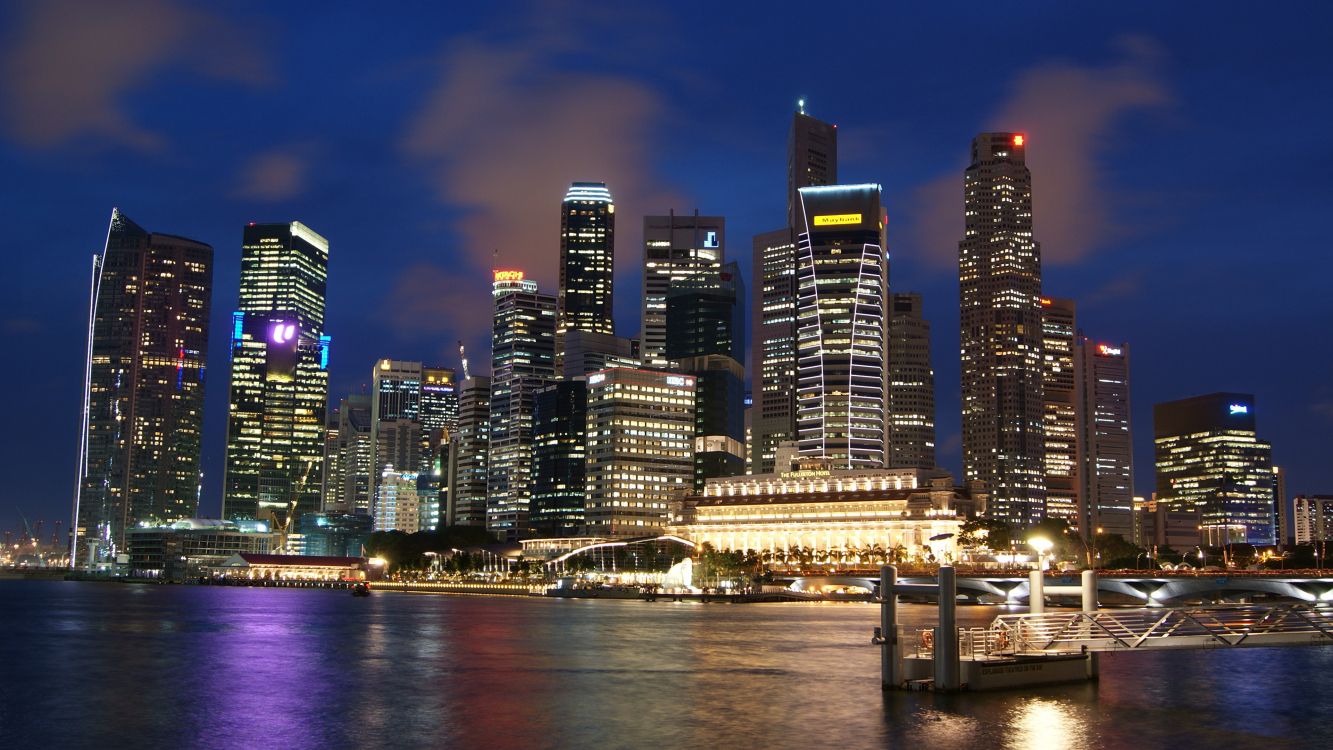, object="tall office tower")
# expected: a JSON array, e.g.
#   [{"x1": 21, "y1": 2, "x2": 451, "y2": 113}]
[
  {"x1": 667, "y1": 262, "x2": 746, "y2": 487},
  {"x1": 959, "y1": 132, "x2": 1046, "y2": 528},
  {"x1": 321, "y1": 404, "x2": 343, "y2": 512},
  {"x1": 369, "y1": 360, "x2": 423, "y2": 505},
  {"x1": 640, "y1": 211, "x2": 725, "y2": 368},
  {"x1": 222, "y1": 221, "x2": 330, "y2": 525},
  {"x1": 887, "y1": 292, "x2": 936, "y2": 470},
  {"x1": 417, "y1": 367, "x2": 458, "y2": 529},
  {"x1": 585, "y1": 368, "x2": 695, "y2": 537},
  {"x1": 560, "y1": 329, "x2": 638, "y2": 379},
  {"x1": 72, "y1": 209, "x2": 213, "y2": 565},
  {"x1": 1041, "y1": 298, "x2": 1078, "y2": 526},
  {"x1": 373, "y1": 466, "x2": 419, "y2": 533},
  {"x1": 448, "y1": 376, "x2": 490, "y2": 528},
  {"x1": 794, "y1": 184, "x2": 889, "y2": 469},
  {"x1": 788, "y1": 103, "x2": 839, "y2": 227},
  {"x1": 753, "y1": 105, "x2": 839, "y2": 474},
  {"x1": 1074, "y1": 339, "x2": 1134, "y2": 539},
  {"x1": 325, "y1": 394, "x2": 372, "y2": 514},
  {"x1": 1272, "y1": 466, "x2": 1288, "y2": 545},
  {"x1": 488, "y1": 270, "x2": 556, "y2": 540},
  {"x1": 556, "y1": 182, "x2": 615, "y2": 370},
  {"x1": 531, "y1": 380, "x2": 588, "y2": 537},
  {"x1": 420, "y1": 367, "x2": 459, "y2": 438},
  {"x1": 1154, "y1": 393, "x2": 1275, "y2": 545}
]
